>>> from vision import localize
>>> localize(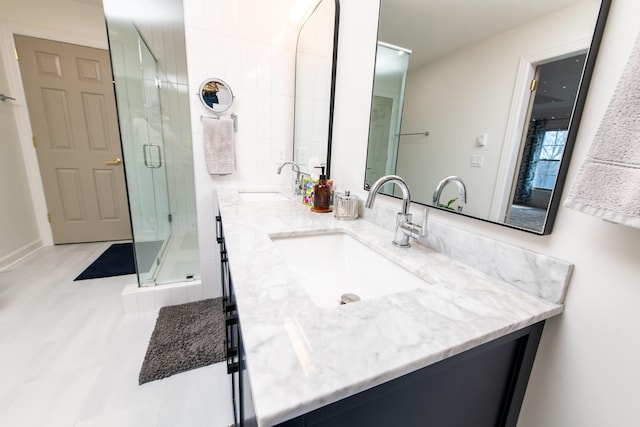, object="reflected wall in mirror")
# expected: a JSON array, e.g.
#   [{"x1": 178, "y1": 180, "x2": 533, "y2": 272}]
[
  {"x1": 293, "y1": 0, "x2": 339, "y2": 177},
  {"x1": 365, "y1": 0, "x2": 611, "y2": 234}
]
